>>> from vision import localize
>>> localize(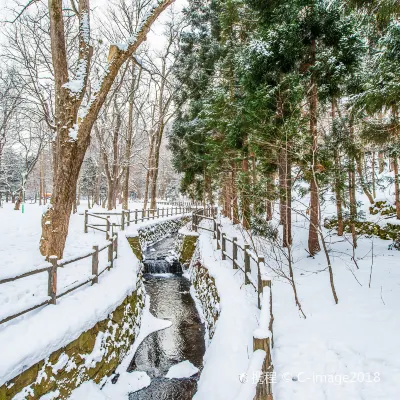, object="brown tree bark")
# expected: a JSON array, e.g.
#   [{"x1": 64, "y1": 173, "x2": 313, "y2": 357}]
[
  {"x1": 378, "y1": 152, "x2": 385, "y2": 174},
  {"x1": 372, "y1": 151, "x2": 376, "y2": 199},
  {"x1": 122, "y1": 61, "x2": 138, "y2": 210},
  {"x1": 394, "y1": 157, "x2": 400, "y2": 219},
  {"x1": 241, "y1": 155, "x2": 251, "y2": 229},
  {"x1": 40, "y1": 0, "x2": 174, "y2": 258},
  {"x1": 280, "y1": 145, "x2": 292, "y2": 248},
  {"x1": 307, "y1": 39, "x2": 320, "y2": 256},
  {"x1": 332, "y1": 102, "x2": 344, "y2": 236},
  {"x1": 149, "y1": 123, "x2": 165, "y2": 210},
  {"x1": 348, "y1": 118, "x2": 358, "y2": 248},
  {"x1": 355, "y1": 155, "x2": 374, "y2": 204},
  {"x1": 231, "y1": 163, "x2": 240, "y2": 224}
]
